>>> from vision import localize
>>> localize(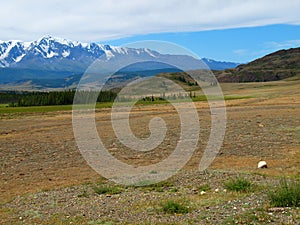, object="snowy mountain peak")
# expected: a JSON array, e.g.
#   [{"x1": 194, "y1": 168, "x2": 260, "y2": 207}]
[
  {"x1": 37, "y1": 35, "x2": 81, "y2": 48},
  {"x1": 0, "y1": 36, "x2": 120, "y2": 66},
  {"x1": 0, "y1": 36, "x2": 239, "y2": 73},
  {"x1": 0, "y1": 36, "x2": 166, "y2": 70}
]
